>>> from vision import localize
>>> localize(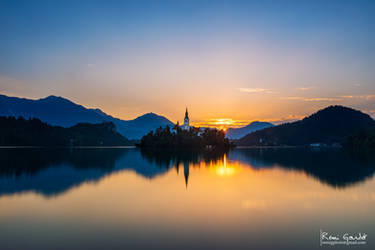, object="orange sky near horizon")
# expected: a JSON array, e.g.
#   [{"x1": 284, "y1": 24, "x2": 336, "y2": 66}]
[{"x1": 1, "y1": 89, "x2": 374, "y2": 129}]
